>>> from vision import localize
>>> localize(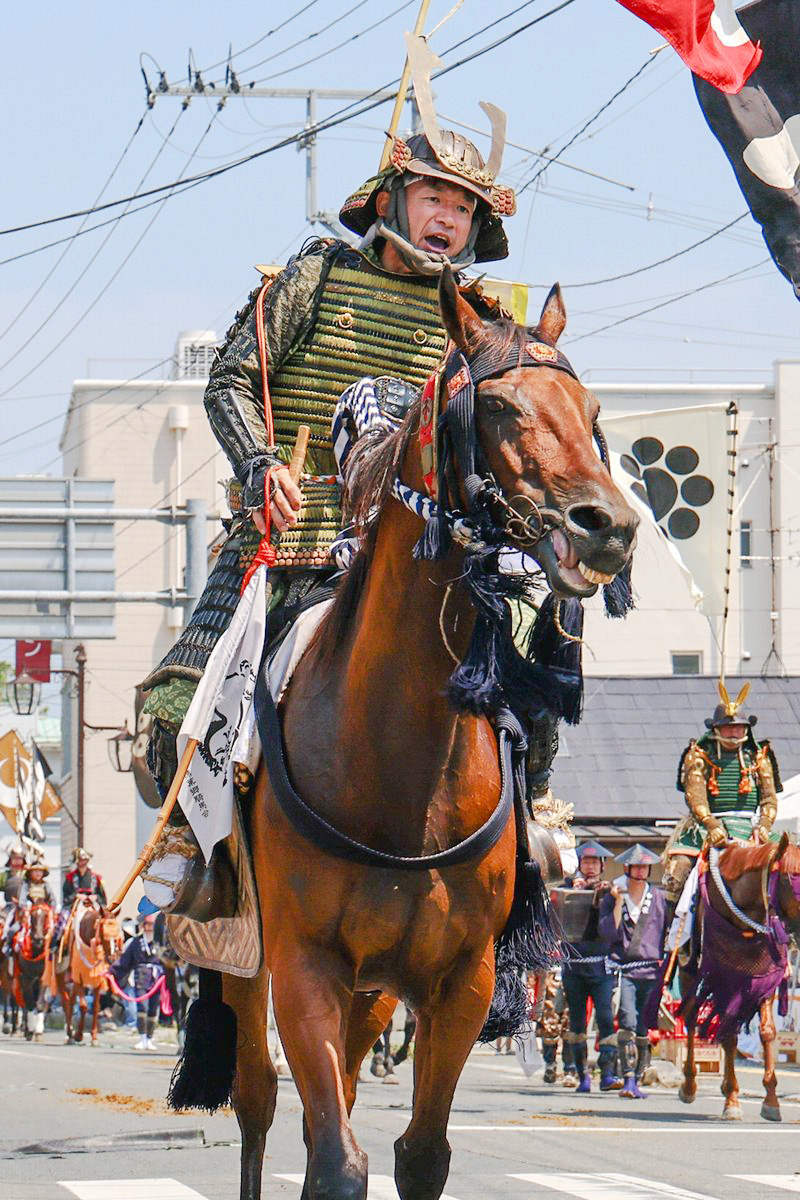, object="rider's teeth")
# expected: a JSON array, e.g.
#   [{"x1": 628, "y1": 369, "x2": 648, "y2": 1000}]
[{"x1": 577, "y1": 561, "x2": 616, "y2": 585}]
